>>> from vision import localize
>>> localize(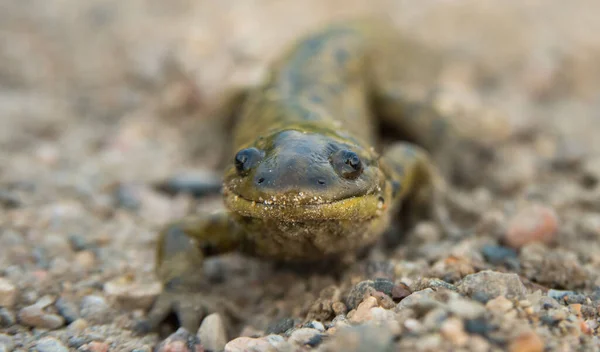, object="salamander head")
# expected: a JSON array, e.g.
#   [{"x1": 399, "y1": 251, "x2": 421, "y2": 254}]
[{"x1": 223, "y1": 128, "x2": 386, "y2": 221}]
